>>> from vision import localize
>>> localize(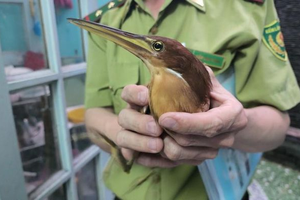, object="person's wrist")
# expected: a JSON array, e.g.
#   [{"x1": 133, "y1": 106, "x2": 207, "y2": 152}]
[{"x1": 232, "y1": 108, "x2": 250, "y2": 148}]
